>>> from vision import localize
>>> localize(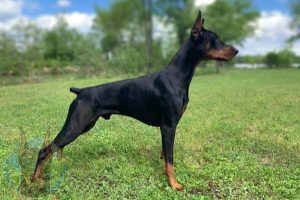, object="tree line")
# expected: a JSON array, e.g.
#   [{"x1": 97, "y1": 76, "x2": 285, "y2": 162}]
[
  {"x1": 238, "y1": 50, "x2": 300, "y2": 68},
  {"x1": 0, "y1": 0, "x2": 299, "y2": 77}
]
